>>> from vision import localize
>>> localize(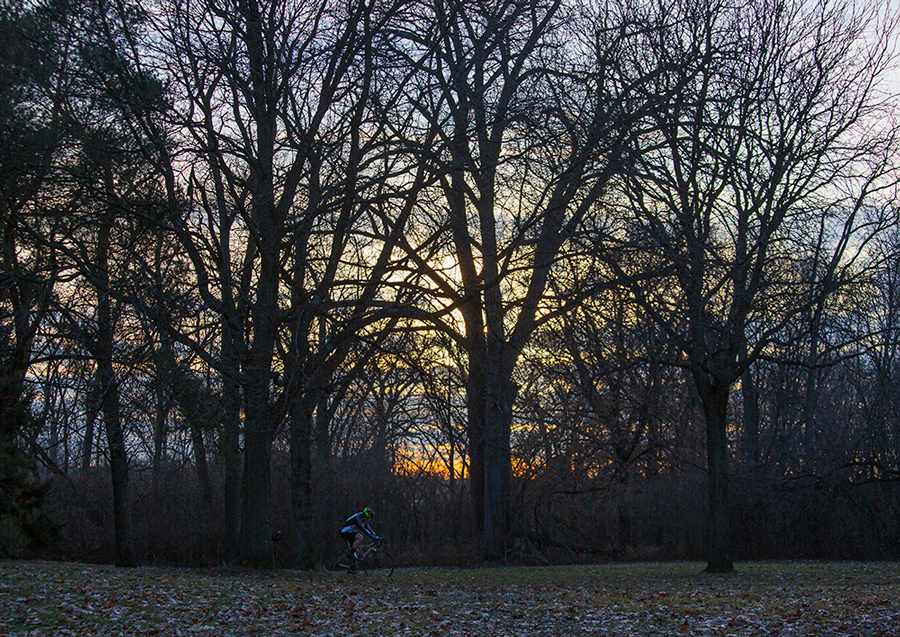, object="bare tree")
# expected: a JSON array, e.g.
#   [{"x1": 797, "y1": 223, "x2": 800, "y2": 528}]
[
  {"x1": 274, "y1": 0, "x2": 439, "y2": 567},
  {"x1": 142, "y1": 0, "x2": 430, "y2": 566},
  {"x1": 388, "y1": 0, "x2": 664, "y2": 558},
  {"x1": 608, "y1": 0, "x2": 900, "y2": 572}
]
